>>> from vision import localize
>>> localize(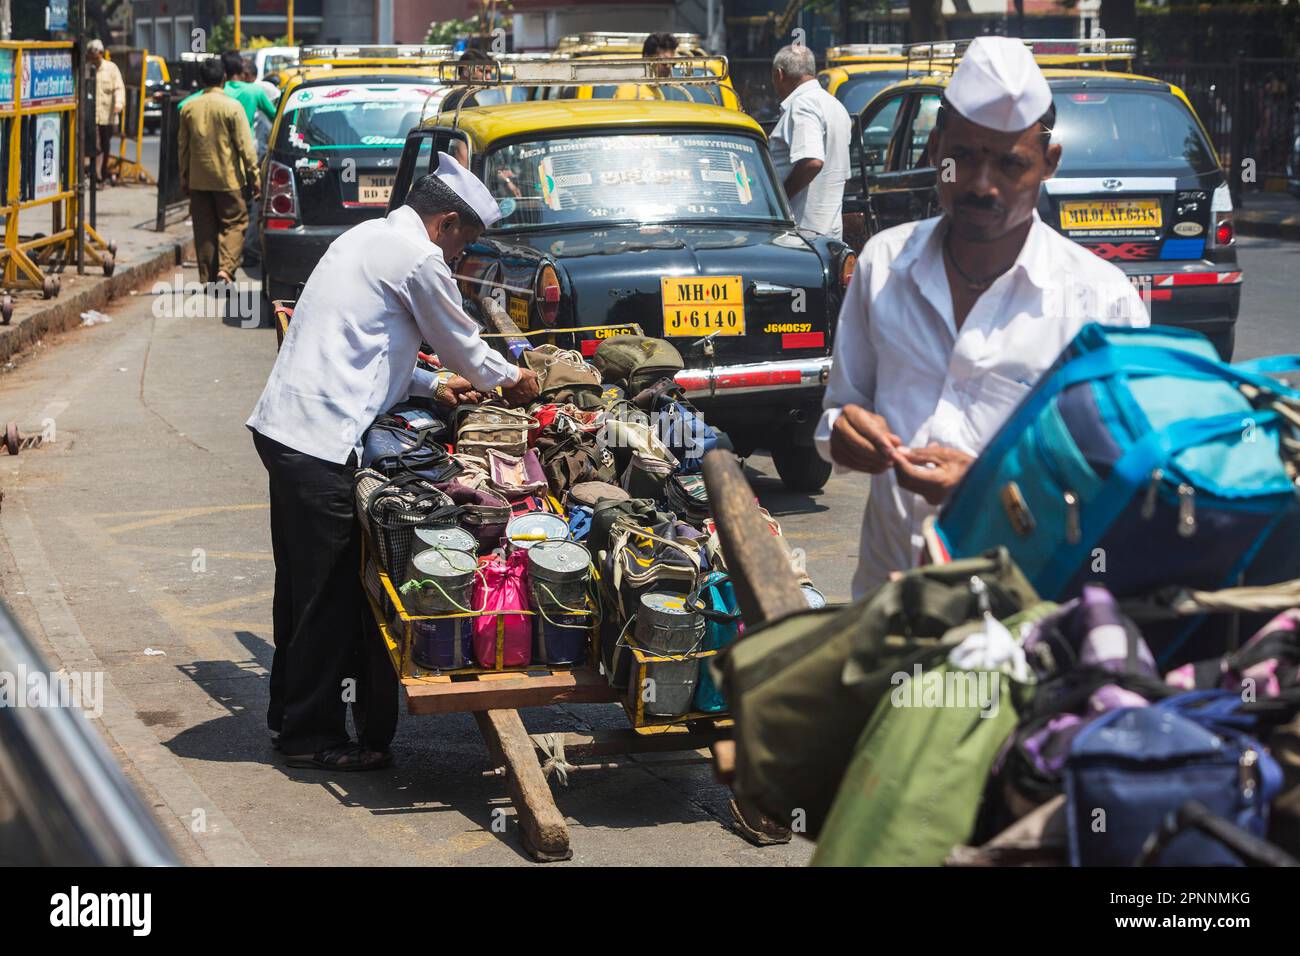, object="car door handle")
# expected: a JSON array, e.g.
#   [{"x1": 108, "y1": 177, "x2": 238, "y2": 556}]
[{"x1": 751, "y1": 281, "x2": 796, "y2": 297}]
